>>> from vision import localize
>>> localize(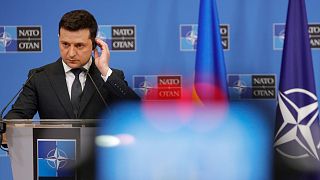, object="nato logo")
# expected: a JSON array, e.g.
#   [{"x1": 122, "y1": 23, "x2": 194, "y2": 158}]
[
  {"x1": 133, "y1": 75, "x2": 182, "y2": 100},
  {"x1": 273, "y1": 23, "x2": 320, "y2": 50},
  {"x1": 0, "y1": 26, "x2": 42, "y2": 53},
  {"x1": 273, "y1": 24, "x2": 285, "y2": 50},
  {"x1": 180, "y1": 24, "x2": 230, "y2": 51},
  {"x1": 309, "y1": 24, "x2": 320, "y2": 48},
  {"x1": 133, "y1": 75, "x2": 156, "y2": 97},
  {"x1": 228, "y1": 74, "x2": 252, "y2": 99},
  {"x1": 220, "y1": 24, "x2": 230, "y2": 50},
  {"x1": 274, "y1": 88, "x2": 320, "y2": 160},
  {"x1": 180, "y1": 24, "x2": 198, "y2": 51},
  {"x1": 37, "y1": 139, "x2": 76, "y2": 178},
  {"x1": 98, "y1": 25, "x2": 136, "y2": 51},
  {"x1": 228, "y1": 74, "x2": 276, "y2": 100}
]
